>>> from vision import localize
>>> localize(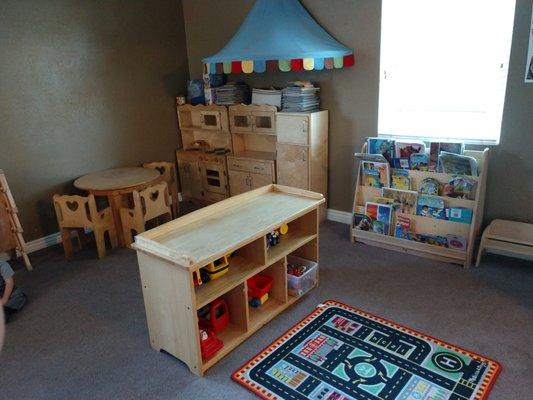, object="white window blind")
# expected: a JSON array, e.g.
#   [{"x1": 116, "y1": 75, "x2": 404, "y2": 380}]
[{"x1": 378, "y1": 0, "x2": 516, "y2": 145}]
